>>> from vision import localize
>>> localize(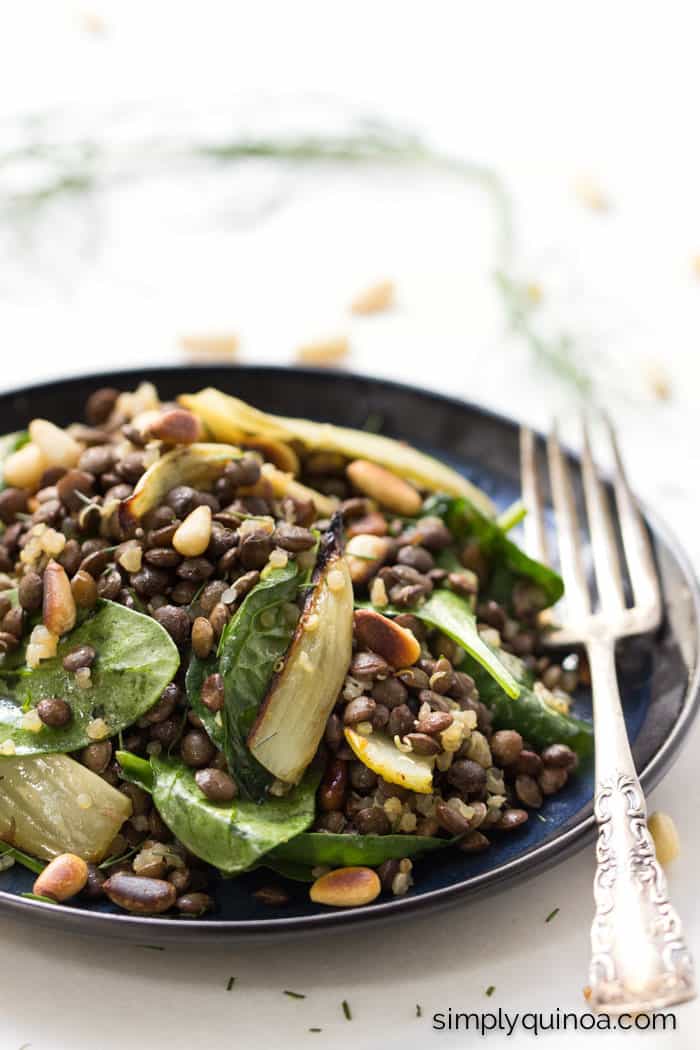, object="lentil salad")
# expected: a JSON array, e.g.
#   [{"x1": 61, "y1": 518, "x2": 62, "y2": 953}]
[{"x1": 0, "y1": 382, "x2": 592, "y2": 915}]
